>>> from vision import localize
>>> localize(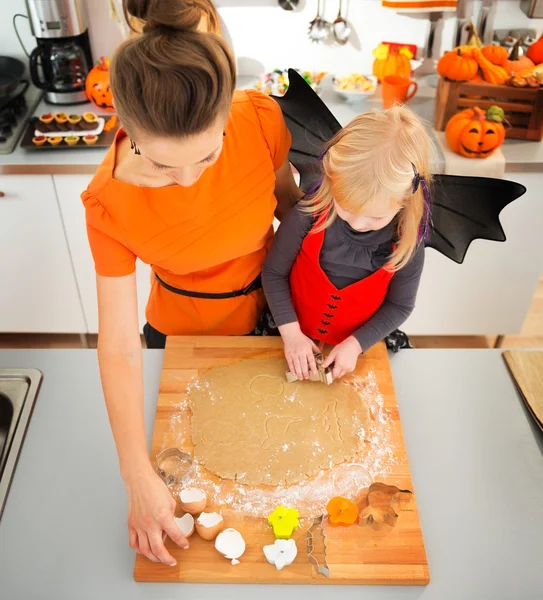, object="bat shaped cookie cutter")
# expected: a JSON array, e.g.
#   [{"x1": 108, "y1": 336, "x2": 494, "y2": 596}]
[
  {"x1": 306, "y1": 514, "x2": 330, "y2": 578},
  {"x1": 285, "y1": 353, "x2": 333, "y2": 385},
  {"x1": 359, "y1": 482, "x2": 413, "y2": 530}
]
